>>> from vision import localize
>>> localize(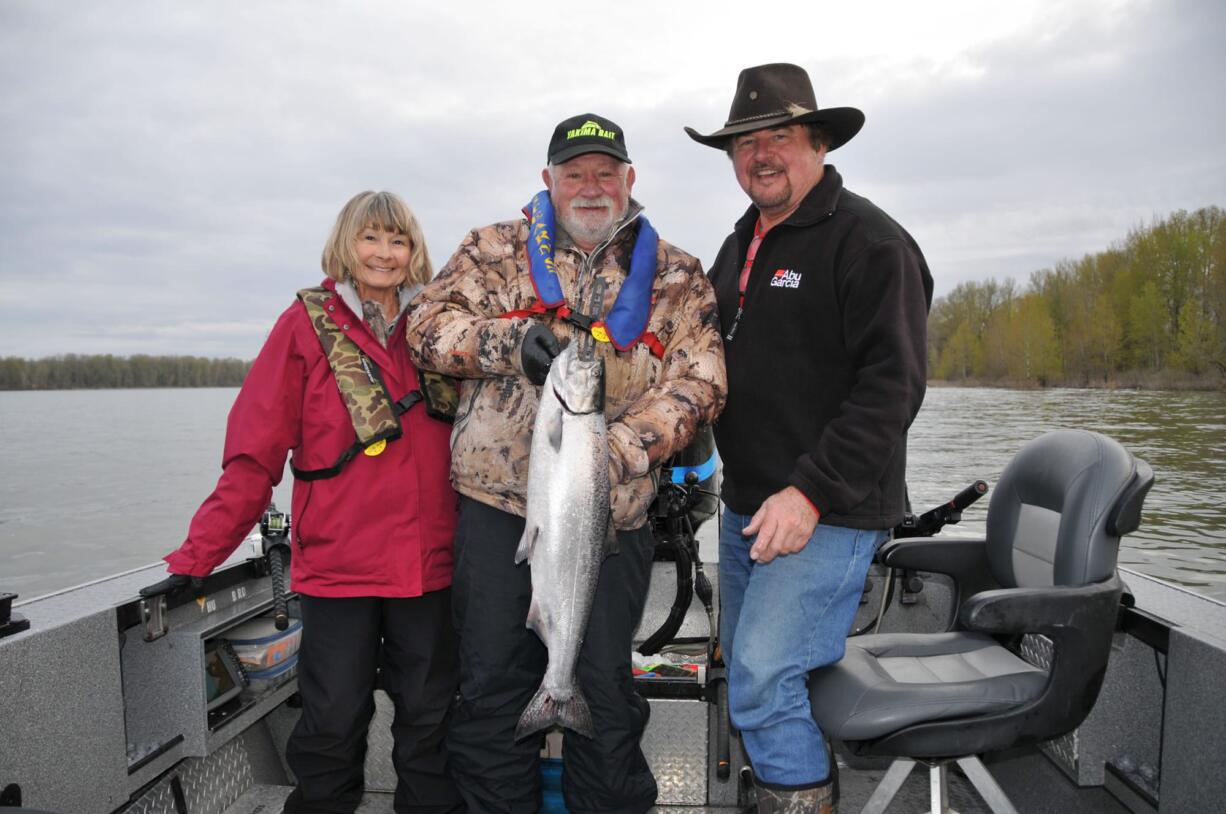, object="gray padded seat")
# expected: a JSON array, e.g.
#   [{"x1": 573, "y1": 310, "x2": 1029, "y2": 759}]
[
  {"x1": 807, "y1": 430, "x2": 1154, "y2": 813},
  {"x1": 985, "y1": 427, "x2": 1140, "y2": 588},
  {"x1": 812, "y1": 632, "x2": 1045, "y2": 741}
]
